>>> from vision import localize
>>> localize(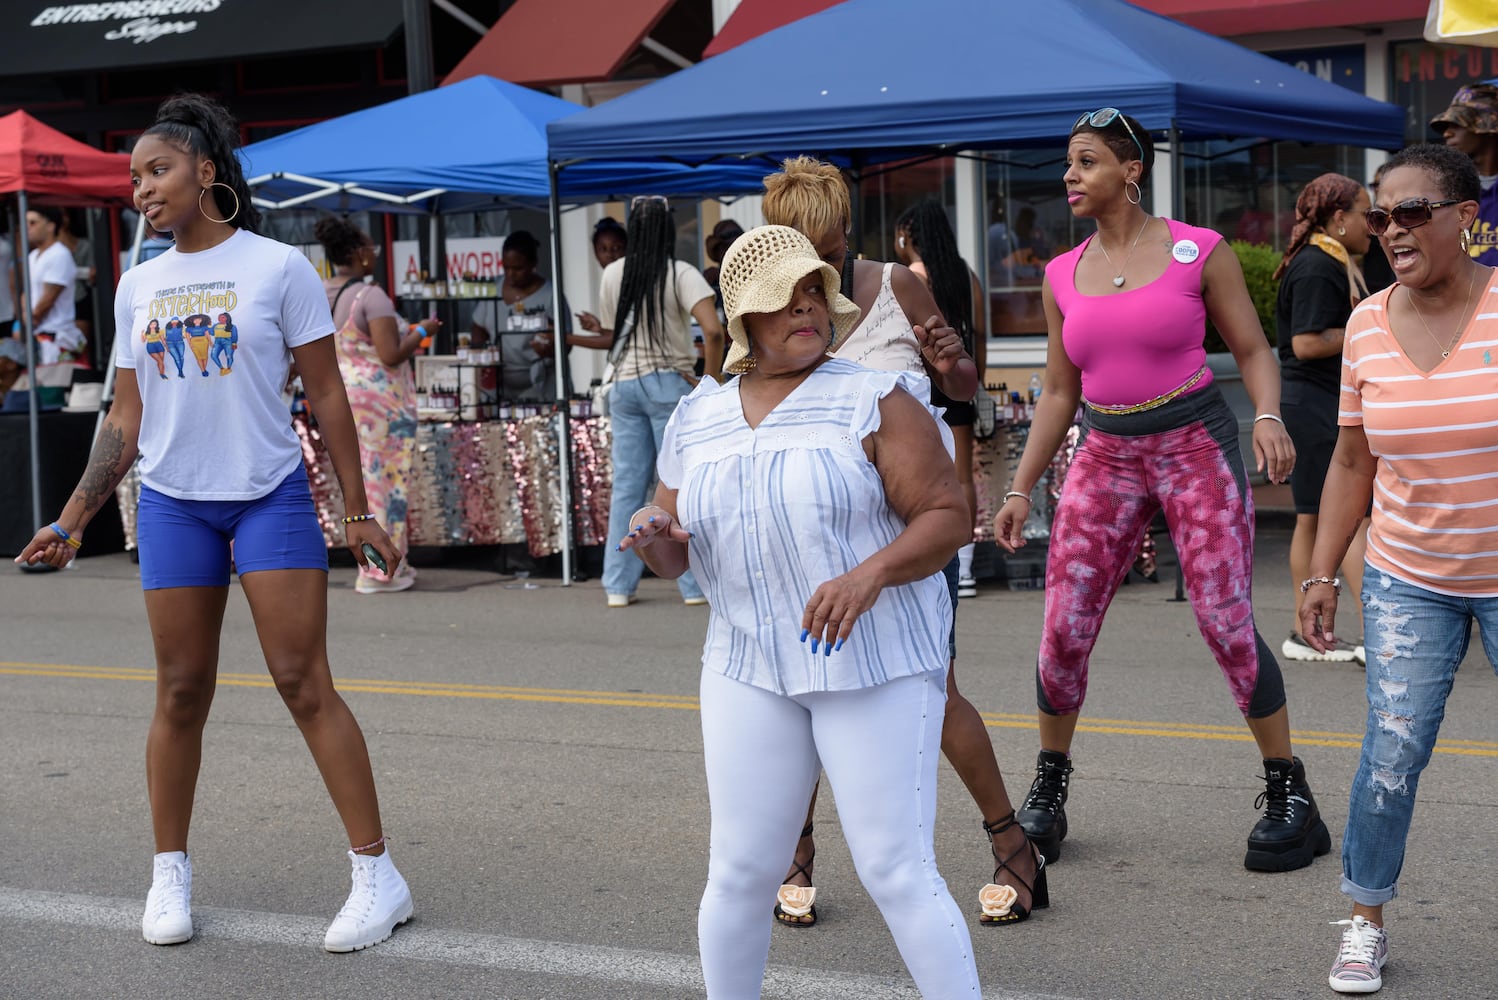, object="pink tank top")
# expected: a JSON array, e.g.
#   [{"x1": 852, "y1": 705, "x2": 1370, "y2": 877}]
[{"x1": 1046, "y1": 218, "x2": 1220, "y2": 407}]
